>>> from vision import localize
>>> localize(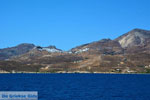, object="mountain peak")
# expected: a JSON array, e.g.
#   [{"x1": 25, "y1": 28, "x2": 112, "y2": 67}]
[
  {"x1": 116, "y1": 28, "x2": 150, "y2": 48},
  {"x1": 17, "y1": 43, "x2": 35, "y2": 47},
  {"x1": 132, "y1": 28, "x2": 145, "y2": 31},
  {"x1": 99, "y1": 39, "x2": 111, "y2": 42},
  {"x1": 129, "y1": 28, "x2": 149, "y2": 33},
  {"x1": 0, "y1": 43, "x2": 35, "y2": 60}
]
